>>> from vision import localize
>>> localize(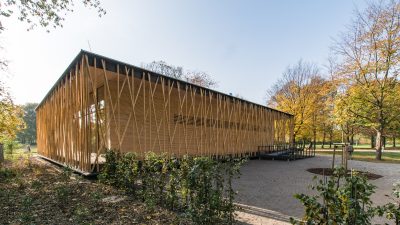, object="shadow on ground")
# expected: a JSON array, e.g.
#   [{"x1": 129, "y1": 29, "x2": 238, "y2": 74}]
[{"x1": 235, "y1": 203, "x2": 293, "y2": 225}]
